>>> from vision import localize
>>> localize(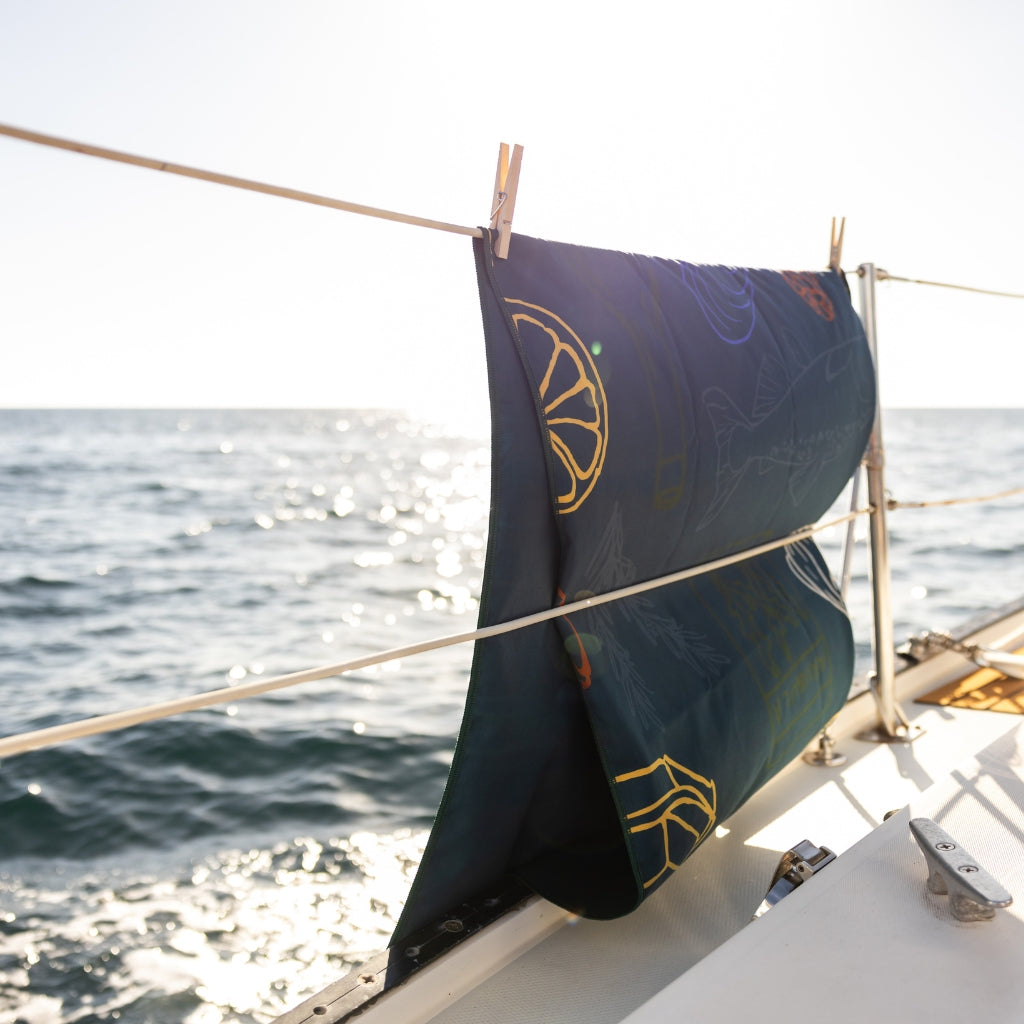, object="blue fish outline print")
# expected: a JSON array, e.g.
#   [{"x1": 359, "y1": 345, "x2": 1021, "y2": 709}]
[
  {"x1": 697, "y1": 332, "x2": 869, "y2": 531},
  {"x1": 680, "y1": 265, "x2": 757, "y2": 345},
  {"x1": 784, "y1": 538, "x2": 847, "y2": 615},
  {"x1": 563, "y1": 504, "x2": 731, "y2": 727}
]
